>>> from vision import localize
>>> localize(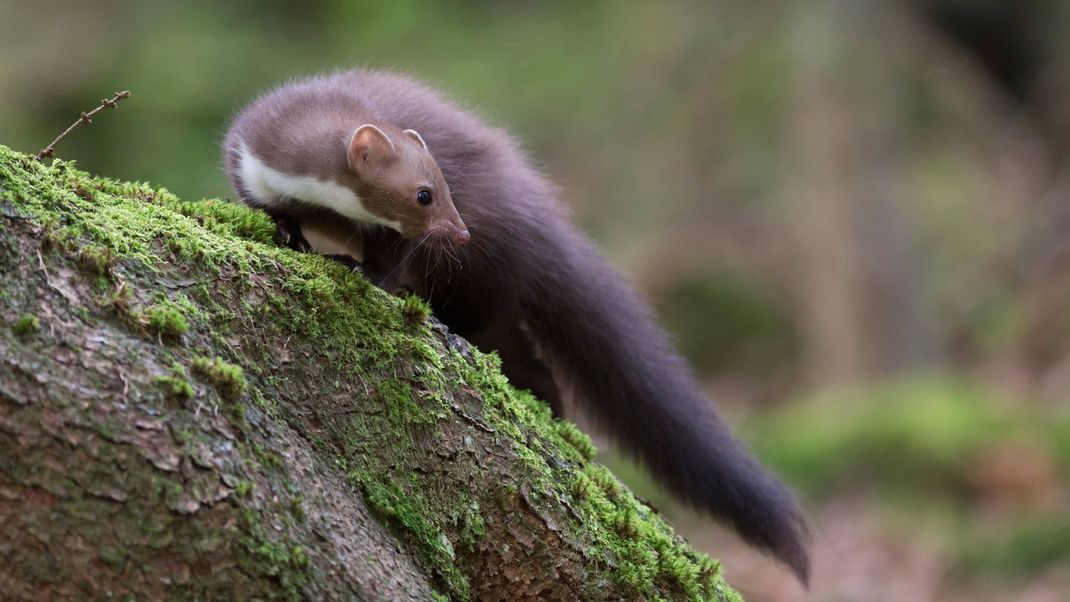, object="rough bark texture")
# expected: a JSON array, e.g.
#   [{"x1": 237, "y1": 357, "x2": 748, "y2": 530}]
[{"x1": 0, "y1": 145, "x2": 742, "y2": 601}]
